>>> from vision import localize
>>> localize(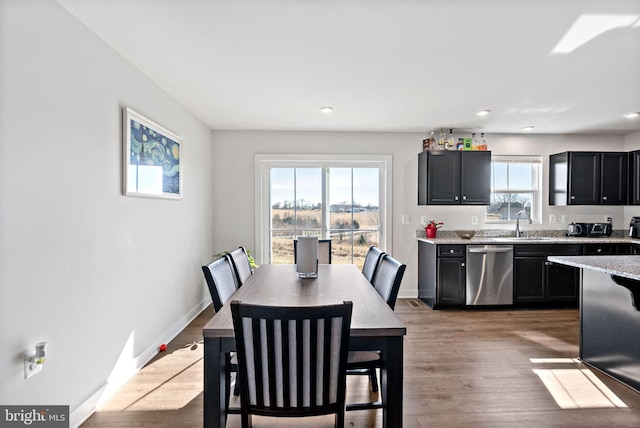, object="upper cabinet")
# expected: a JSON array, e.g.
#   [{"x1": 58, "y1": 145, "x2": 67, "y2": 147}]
[
  {"x1": 630, "y1": 150, "x2": 640, "y2": 205},
  {"x1": 418, "y1": 151, "x2": 491, "y2": 205},
  {"x1": 549, "y1": 151, "x2": 628, "y2": 206}
]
